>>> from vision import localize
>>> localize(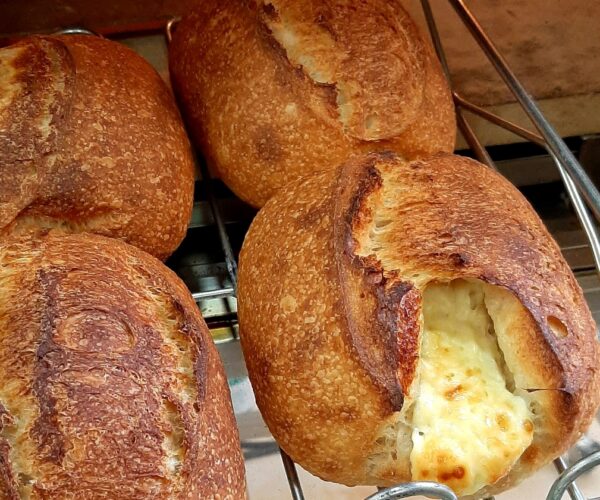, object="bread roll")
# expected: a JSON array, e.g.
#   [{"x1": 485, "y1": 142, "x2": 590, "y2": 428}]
[
  {"x1": 0, "y1": 231, "x2": 246, "y2": 499},
  {"x1": 238, "y1": 152, "x2": 600, "y2": 497},
  {"x1": 0, "y1": 35, "x2": 195, "y2": 260},
  {"x1": 169, "y1": 0, "x2": 455, "y2": 207}
]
